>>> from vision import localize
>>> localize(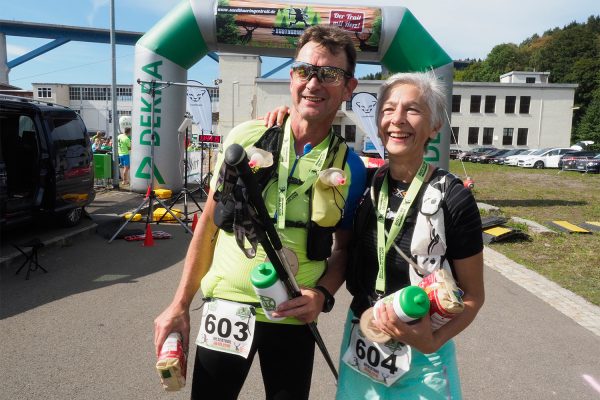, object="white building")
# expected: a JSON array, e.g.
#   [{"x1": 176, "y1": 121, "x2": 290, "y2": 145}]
[
  {"x1": 32, "y1": 61, "x2": 577, "y2": 152},
  {"x1": 451, "y1": 71, "x2": 577, "y2": 149}
]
